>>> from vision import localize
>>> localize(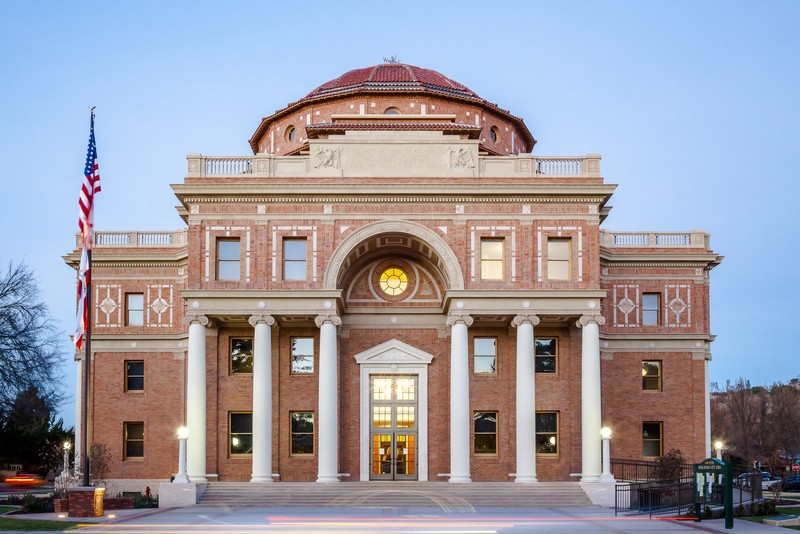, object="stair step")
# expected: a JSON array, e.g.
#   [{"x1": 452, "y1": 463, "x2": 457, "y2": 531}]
[{"x1": 197, "y1": 482, "x2": 594, "y2": 508}]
